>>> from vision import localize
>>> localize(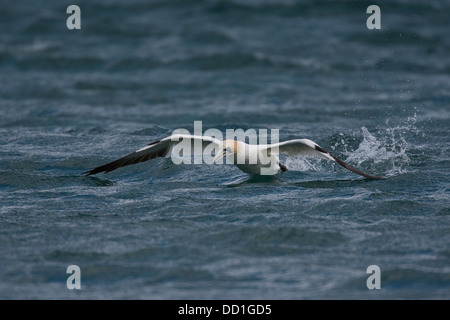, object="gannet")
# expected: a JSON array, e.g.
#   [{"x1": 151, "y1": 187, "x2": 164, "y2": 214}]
[{"x1": 84, "y1": 134, "x2": 383, "y2": 179}]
